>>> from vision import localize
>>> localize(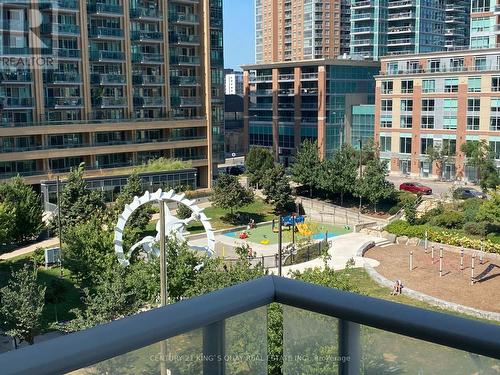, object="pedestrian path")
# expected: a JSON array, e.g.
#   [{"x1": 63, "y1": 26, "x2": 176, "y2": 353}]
[
  {"x1": 269, "y1": 233, "x2": 386, "y2": 276},
  {"x1": 0, "y1": 238, "x2": 59, "y2": 261}
]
